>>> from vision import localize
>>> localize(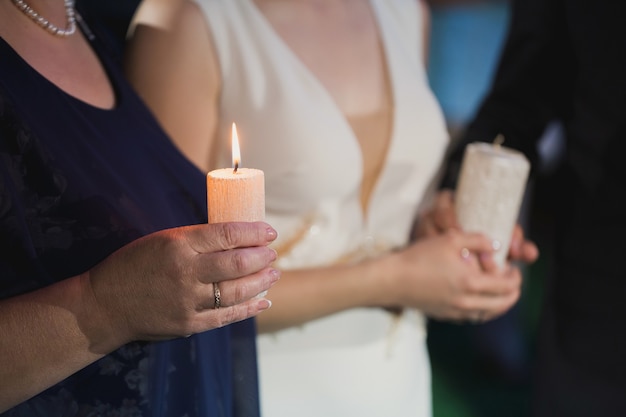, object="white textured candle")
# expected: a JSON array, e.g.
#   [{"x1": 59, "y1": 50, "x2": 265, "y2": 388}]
[
  {"x1": 206, "y1": 168, "x2": 265, "y2": 223},
  {"x1": 454, "y1": 141, "x2": 530, "y2": 267}
]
